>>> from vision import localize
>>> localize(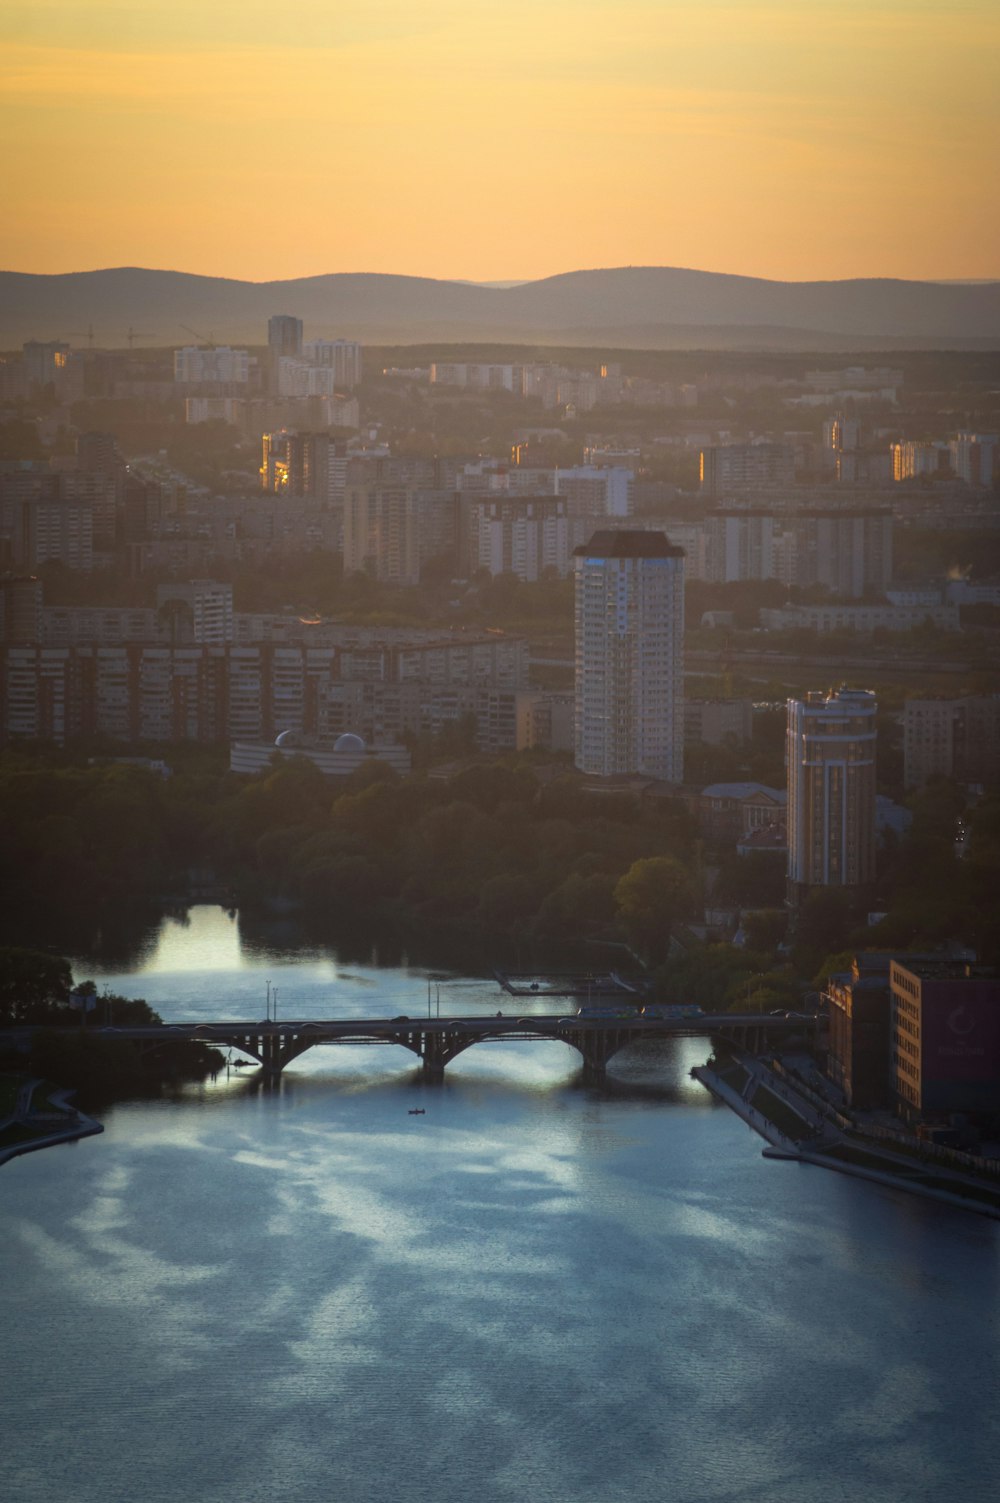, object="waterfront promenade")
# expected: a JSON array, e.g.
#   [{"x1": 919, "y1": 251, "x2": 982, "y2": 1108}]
[
  {"x1": 694, "y1": 1052, "x2": 1000, "y2": 1221},
  {"x1": 0, "y1": 1075, "x2": 103, "y2": 1166}
]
